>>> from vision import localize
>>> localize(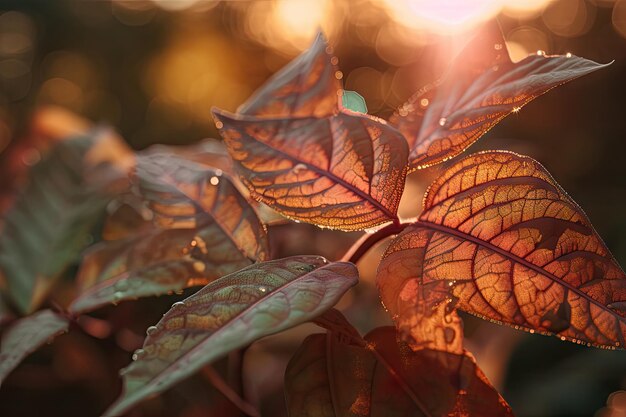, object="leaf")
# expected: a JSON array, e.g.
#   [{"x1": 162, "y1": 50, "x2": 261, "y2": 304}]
[
  {"x1": 141, "y1": 138, "x2": 234, "y2": 176},
  {"x1": 236, "y1": 32, "x2": 341, "y2": 118},
  {"x1": 70, "y1": 153, "x2": 269, "y2": 313},
  {"x1": 342, "y1": 91, "x2": 368, "y2": 114},
  {"x1": 103, "y1": 256, "x2": 358, "y2": 416},
  {"x1": 378, "y1": 151, "x2": 626, "y2": 349},
  {"x1": 391, "y1": 21, "x2": 610, "y2": 171},
  {"x1": 213, "y1": 33, "x2": 409, "y2": 231},
  {"x1": 285, "y1": 325, "x2": 513, "y2": 417},
  {"x1": 0, "y1": 309, "x2": 69, "y2": 386},
  {"x1": 0, "y1": 131, "x2": 131, "y2": 314}
]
